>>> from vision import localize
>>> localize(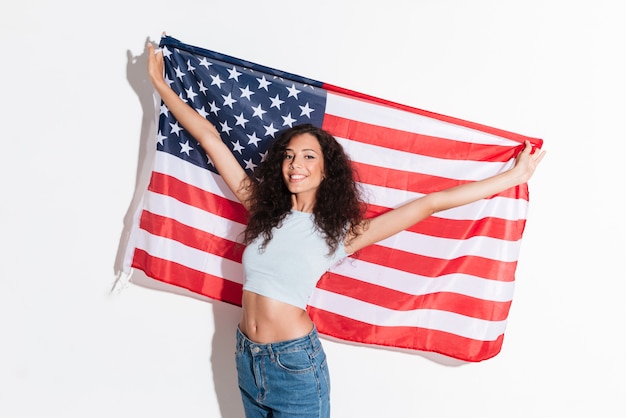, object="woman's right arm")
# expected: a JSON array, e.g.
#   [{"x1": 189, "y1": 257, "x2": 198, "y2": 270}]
[{"x1": 147, "y1": 43, "x2": 252, "y2": 207}]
